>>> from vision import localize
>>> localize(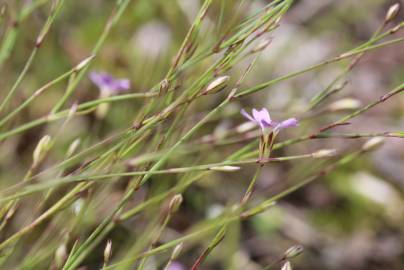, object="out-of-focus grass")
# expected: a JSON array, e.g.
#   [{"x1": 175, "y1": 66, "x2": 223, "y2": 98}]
[{"x1": 0, "y1": 0, "x2": 403, "y2": 269}]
